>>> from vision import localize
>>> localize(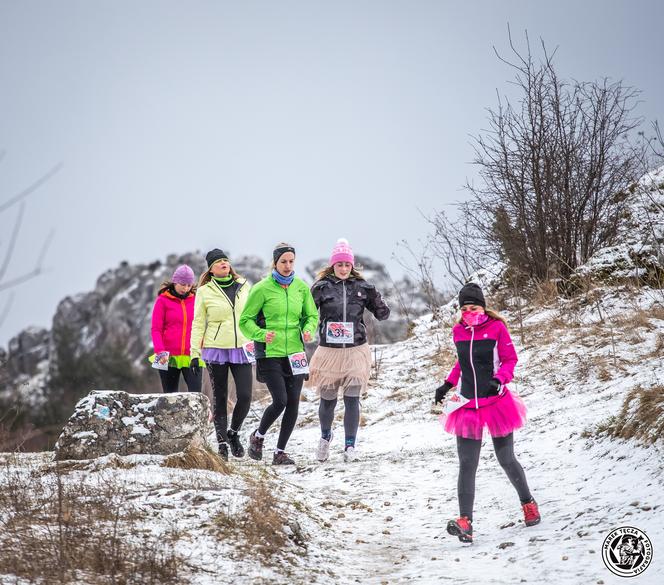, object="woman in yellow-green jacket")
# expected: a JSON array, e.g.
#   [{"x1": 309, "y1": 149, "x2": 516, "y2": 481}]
[
  {"x1": 239, "y1": 242, "x2": 318, "y2": 465},
  {"x1": 190, "y1": 248, "x2": 252, "y2": 461}
]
